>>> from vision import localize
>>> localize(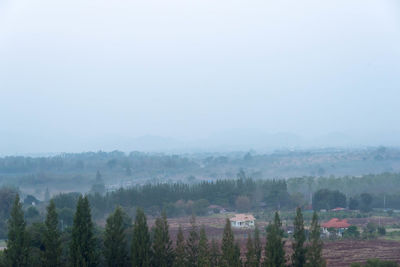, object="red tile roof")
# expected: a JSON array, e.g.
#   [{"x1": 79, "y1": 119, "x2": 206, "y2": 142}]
[{"x1": 322, "y1": 218, "x2": 350, "y2": 228}]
